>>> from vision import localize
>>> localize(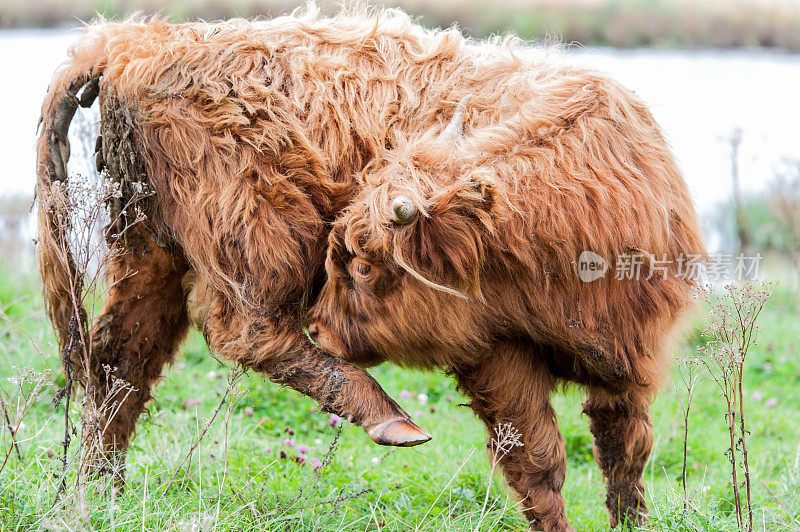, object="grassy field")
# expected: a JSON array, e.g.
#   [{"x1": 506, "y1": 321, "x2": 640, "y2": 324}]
[{"x1": 0, "y1": 252, "x2": 798, "y2": 531}]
